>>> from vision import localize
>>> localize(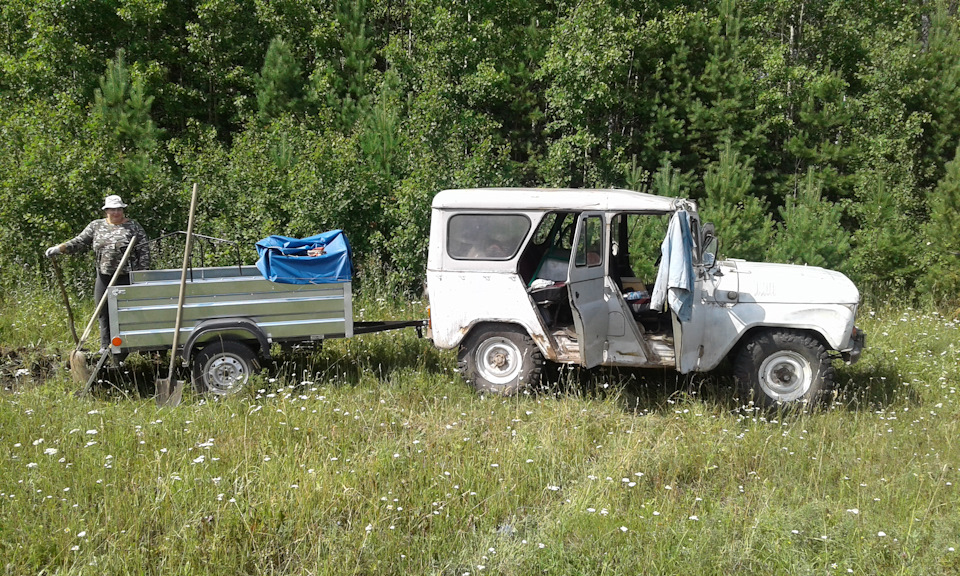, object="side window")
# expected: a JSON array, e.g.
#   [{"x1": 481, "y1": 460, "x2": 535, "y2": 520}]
[
  {"x1": 531, "y1": 213, "x2": 558, "y2": 245},
  {"x1": 624, "y1": 213, "x2": 670, "y2": 279},
  {"x1": 574, "y1": 216, "x2": 603, "y2": 268},
  {"x1": 447, "y1": 214, "x2": 531, "y2": 260}
]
